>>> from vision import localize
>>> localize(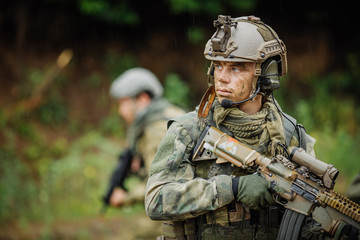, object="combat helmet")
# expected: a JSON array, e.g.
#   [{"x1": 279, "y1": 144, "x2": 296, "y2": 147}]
[
  {"x1": 110, "y1": 67, "x2": 163, "y2": 99},
  {"x1": 204, "y1": 15, "x2": 287, "y2": 94}
]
